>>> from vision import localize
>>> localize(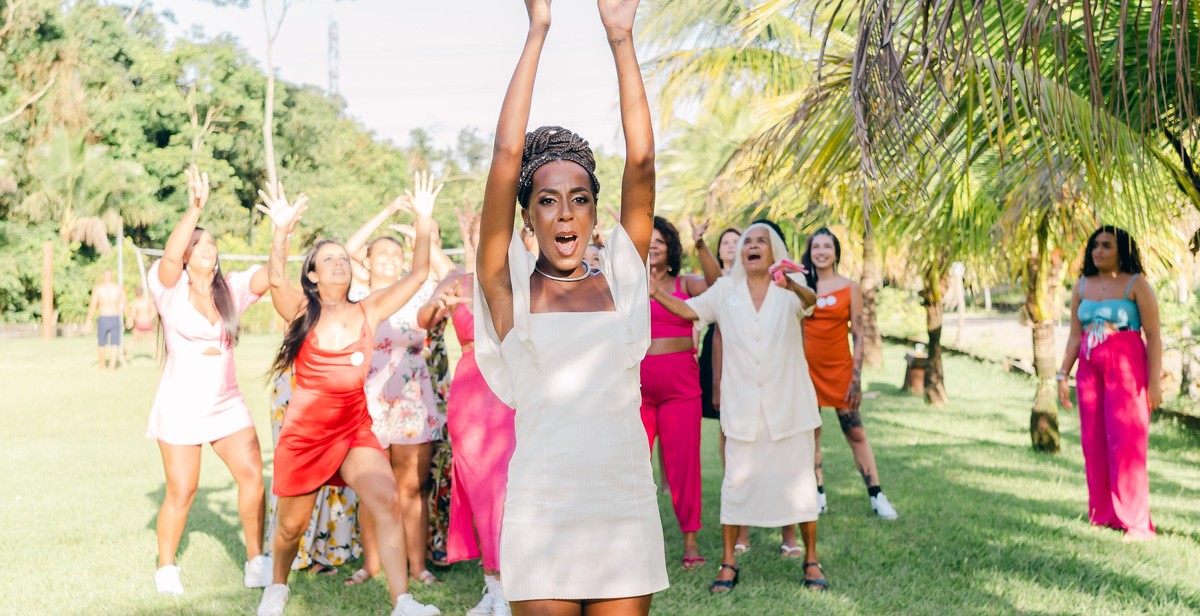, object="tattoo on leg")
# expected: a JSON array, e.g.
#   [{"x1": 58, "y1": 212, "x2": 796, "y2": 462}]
[
  {"x1": 838, "y1": 411, "x2": 863, "y2": 433},
  {"x1": 815, "y1": 462, "x2": 823, "y2": 470},
  {"x1": 858, "y1": 465, "x2": 874, "y2": 487}
]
